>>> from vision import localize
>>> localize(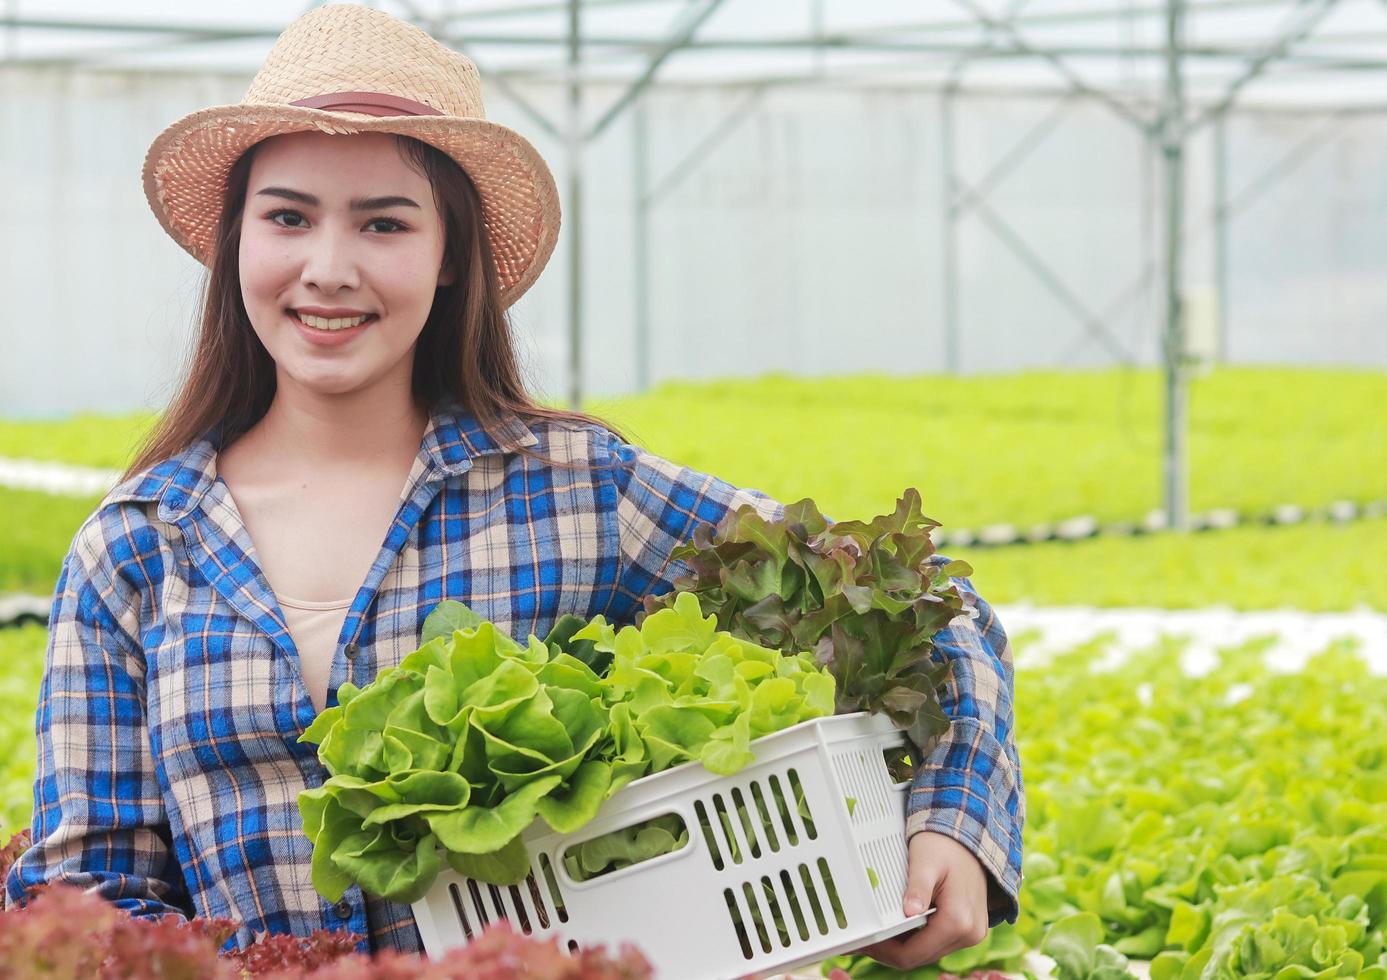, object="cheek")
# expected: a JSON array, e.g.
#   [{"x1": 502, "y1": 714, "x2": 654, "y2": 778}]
[{"x1": 238, "y1": 228, "x2": 290, "y2": 305}]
